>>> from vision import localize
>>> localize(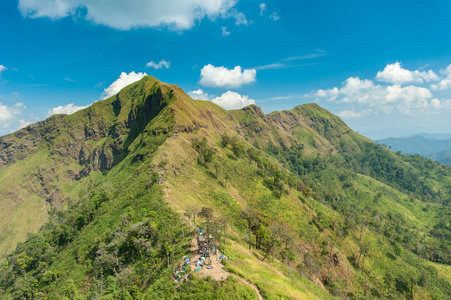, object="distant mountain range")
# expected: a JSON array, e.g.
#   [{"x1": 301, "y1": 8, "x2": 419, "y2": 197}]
[{"x1": 378, "y1": 133, "x2": 451, "y2": 164}]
